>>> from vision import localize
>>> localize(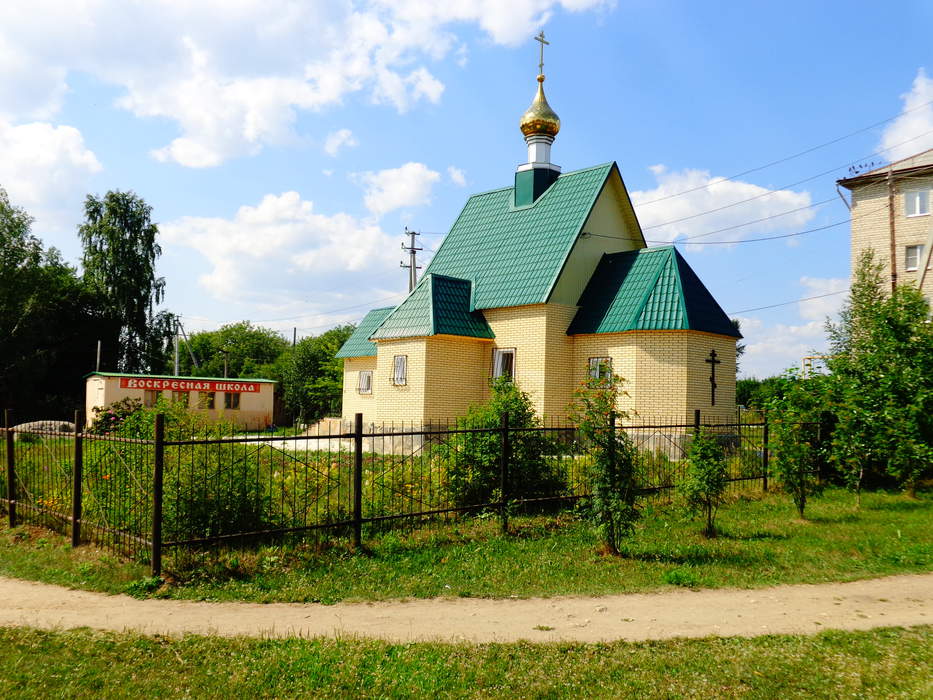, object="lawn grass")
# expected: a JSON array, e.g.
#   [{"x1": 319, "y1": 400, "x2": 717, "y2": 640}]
[
  {"x1": 0, "y1": 488, "x2": 930, "y2": 603},
  {"x1": 0, "y1": 625, "x2": 929, "y2": 698}
]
